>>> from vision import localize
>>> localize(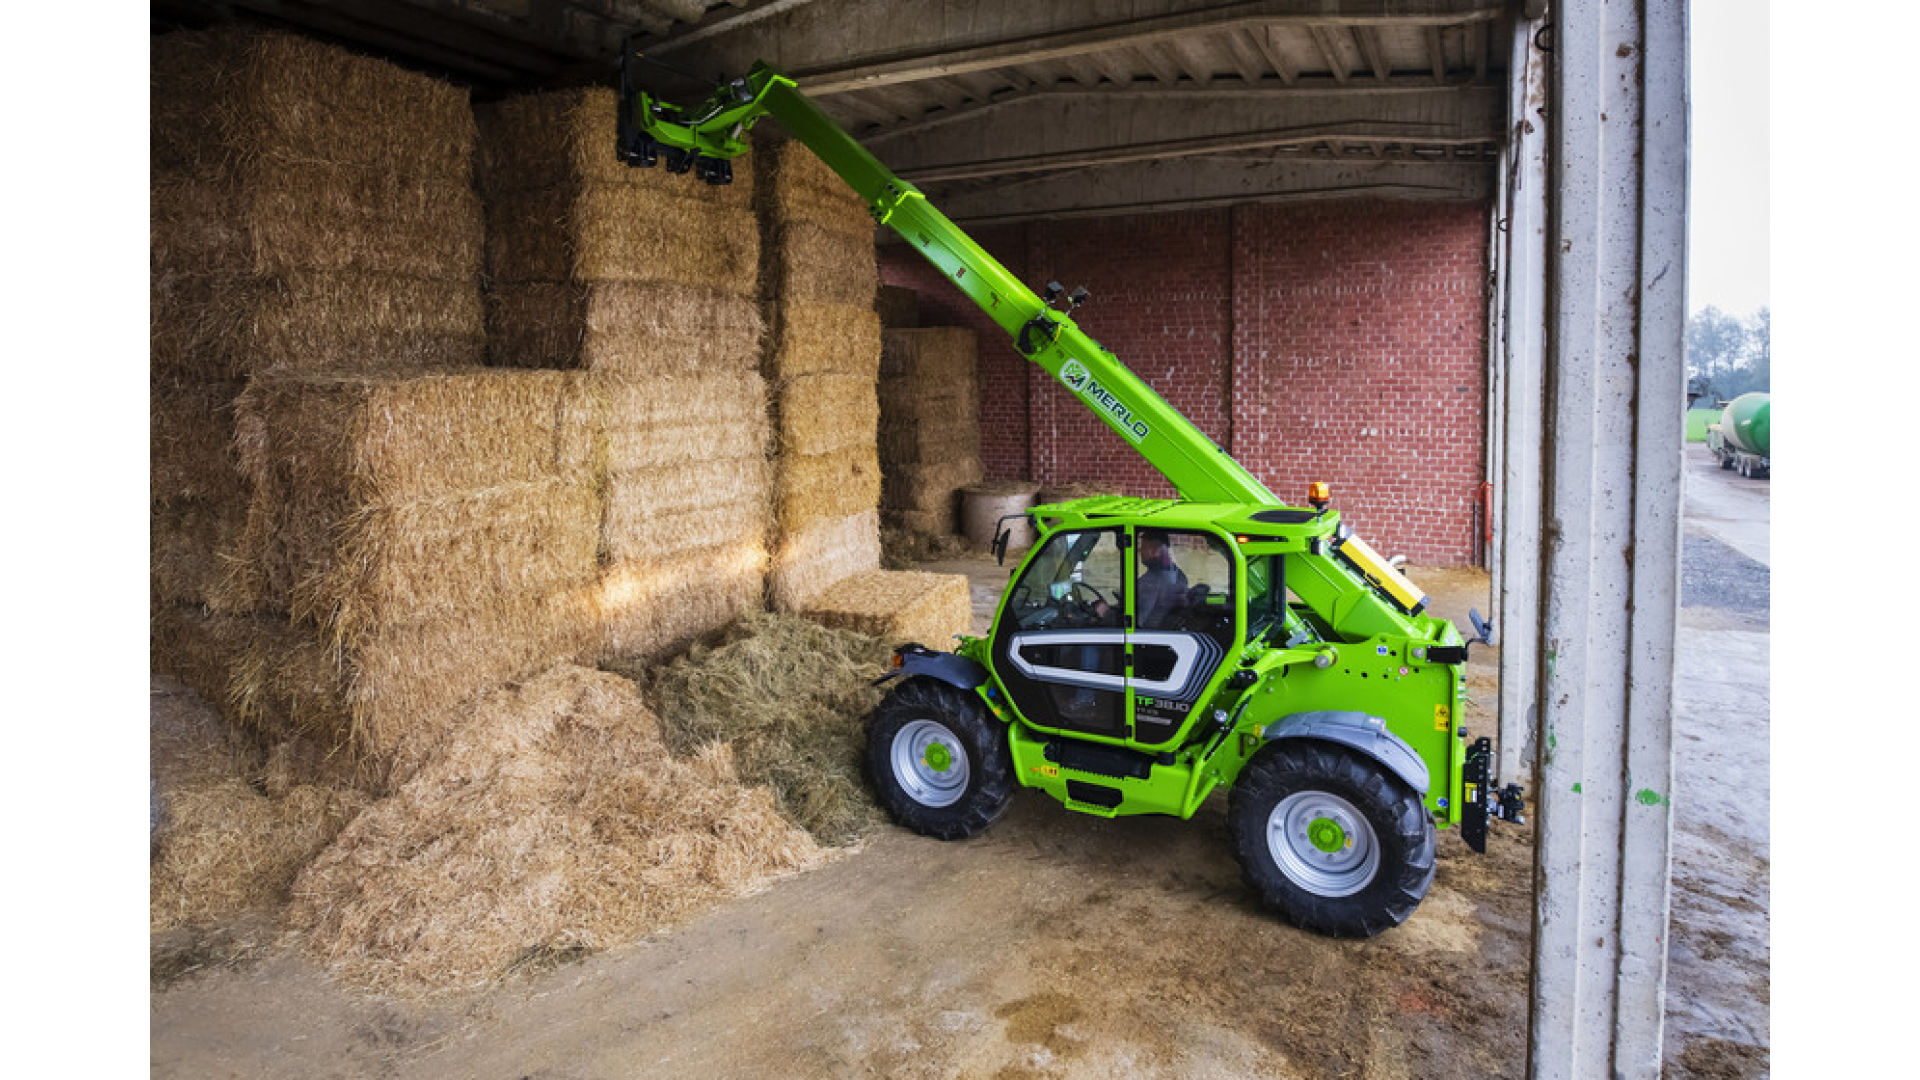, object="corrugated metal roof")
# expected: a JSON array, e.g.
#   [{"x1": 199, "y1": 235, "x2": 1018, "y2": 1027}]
[{"x1": 151, "y1": 0, "x2": 1517, "y2": 219}]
